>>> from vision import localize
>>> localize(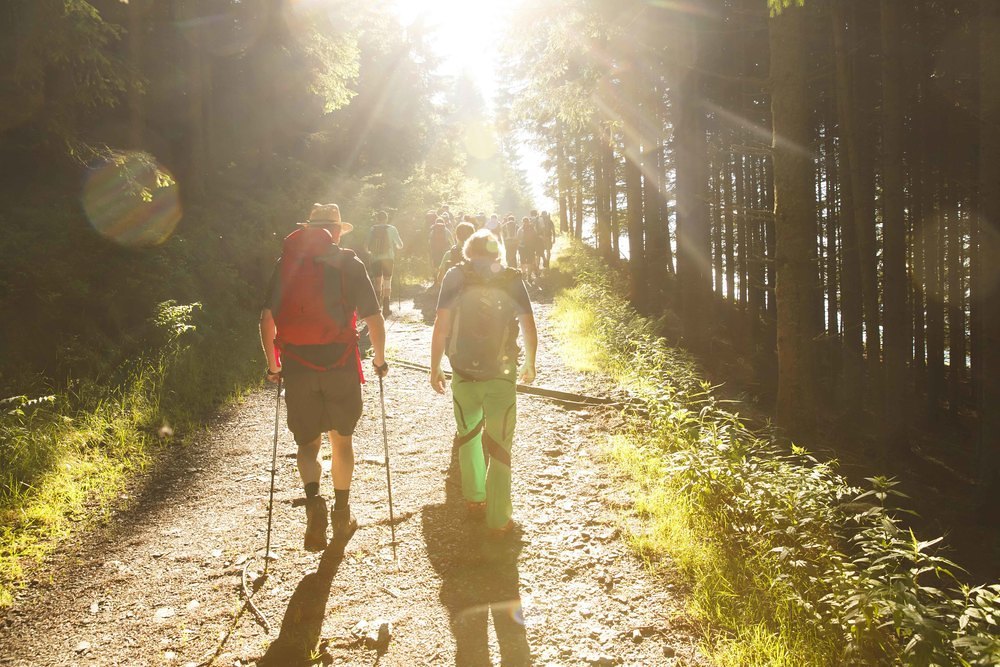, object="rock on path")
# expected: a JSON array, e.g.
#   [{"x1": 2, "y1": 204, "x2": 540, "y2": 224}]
[{"x1": 0, "y1": 286, "x2": 706, "y2": 666}]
